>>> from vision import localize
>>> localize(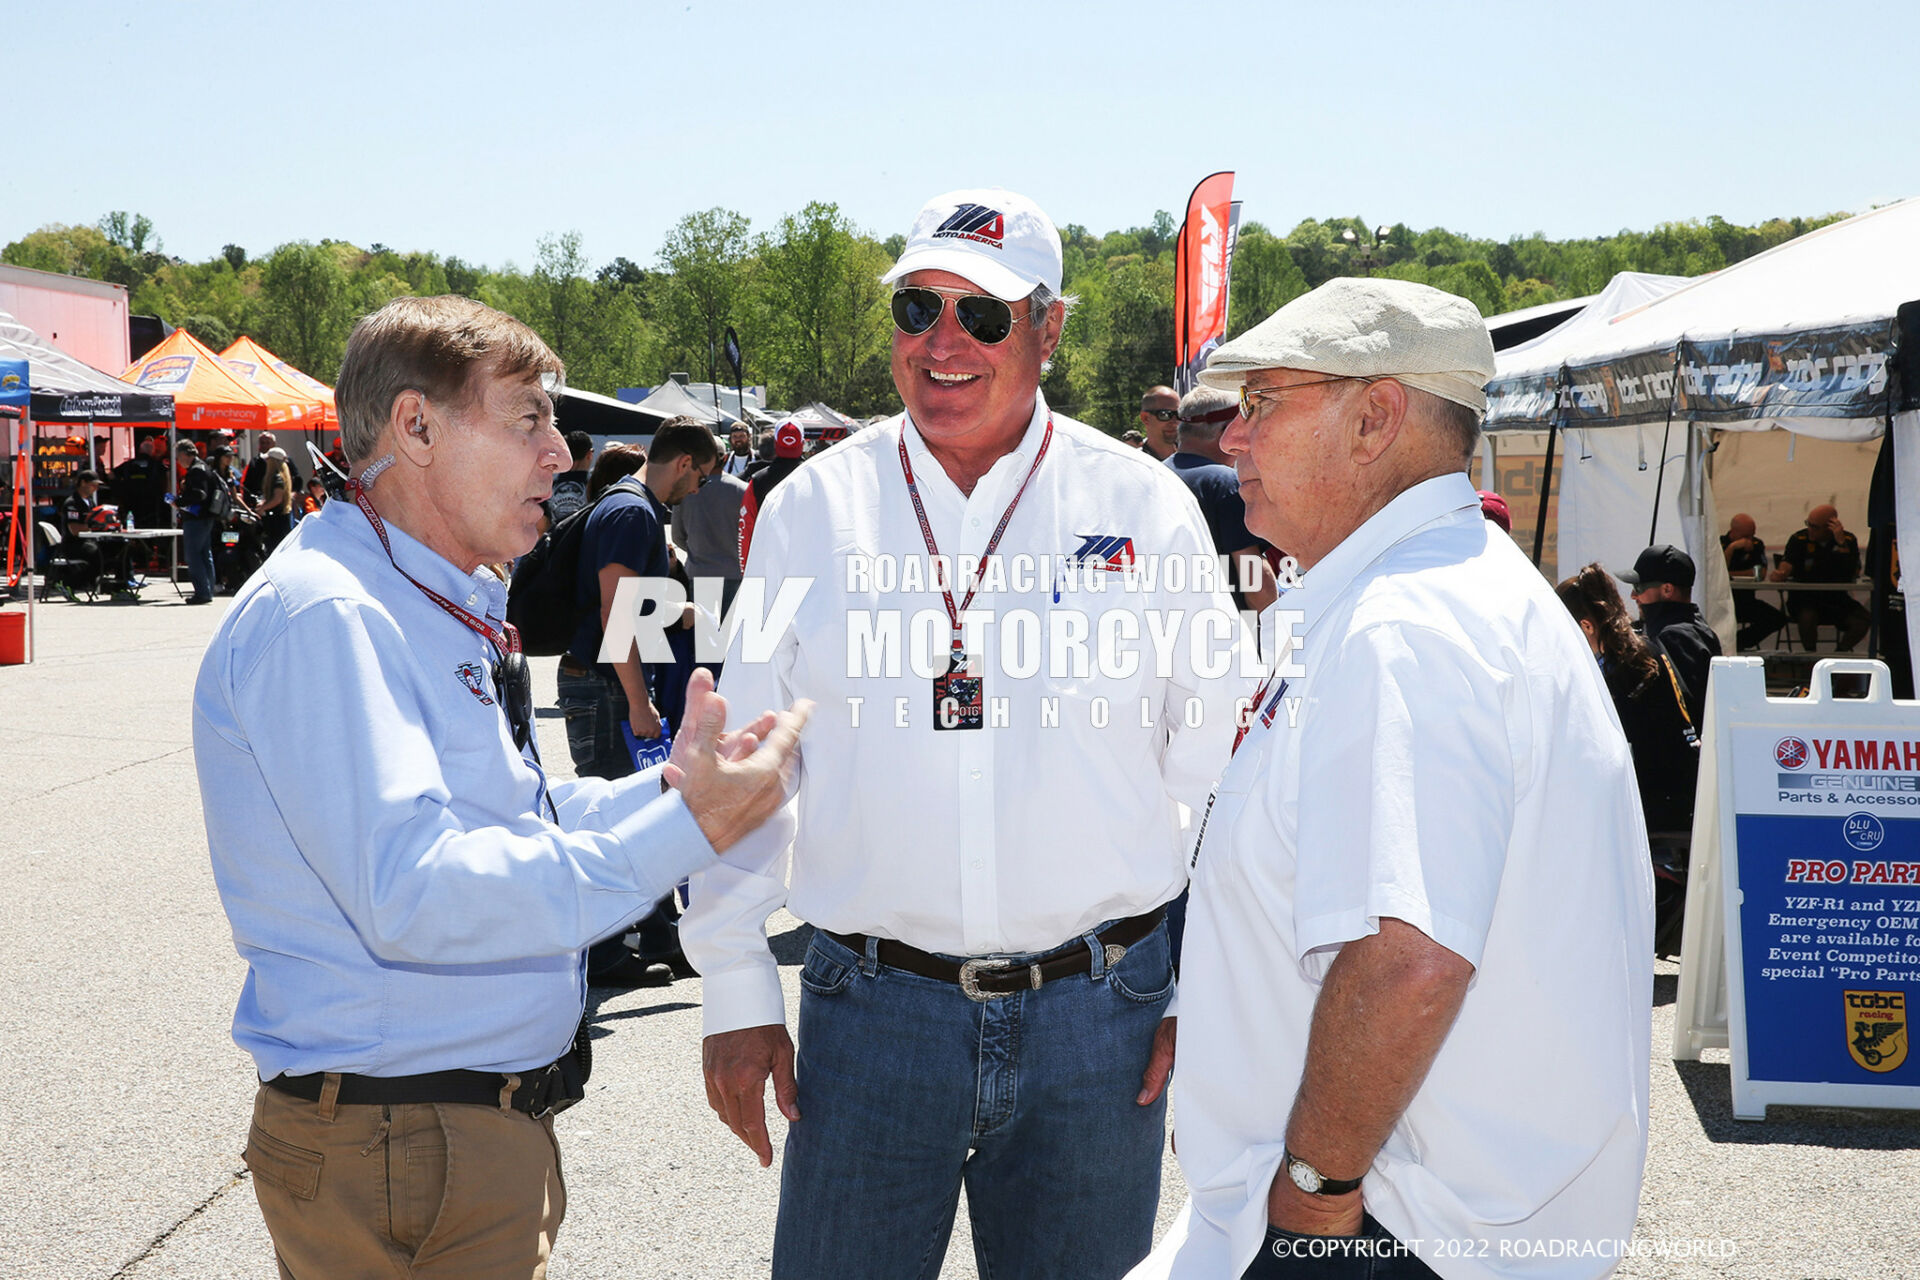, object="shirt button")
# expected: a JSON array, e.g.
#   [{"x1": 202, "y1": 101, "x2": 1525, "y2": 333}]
[
  {"x1": 971, "y1": 517, "x2": 982, "y2": 527},
  {"x1": 969, "y1": 769, "x2": 982, "y2": 781},
  {"x1": 971, "y1": 859, "x2": 984, "y2": 870},
  {"x1": 465, "y1": 594, "x2": 477, "y2": 606}
]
